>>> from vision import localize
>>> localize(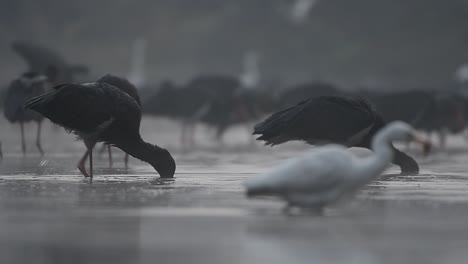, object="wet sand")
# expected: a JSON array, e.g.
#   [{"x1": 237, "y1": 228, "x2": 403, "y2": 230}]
[{"x1": 1, "y1": 118, "x2": 468, "y2": 264}]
